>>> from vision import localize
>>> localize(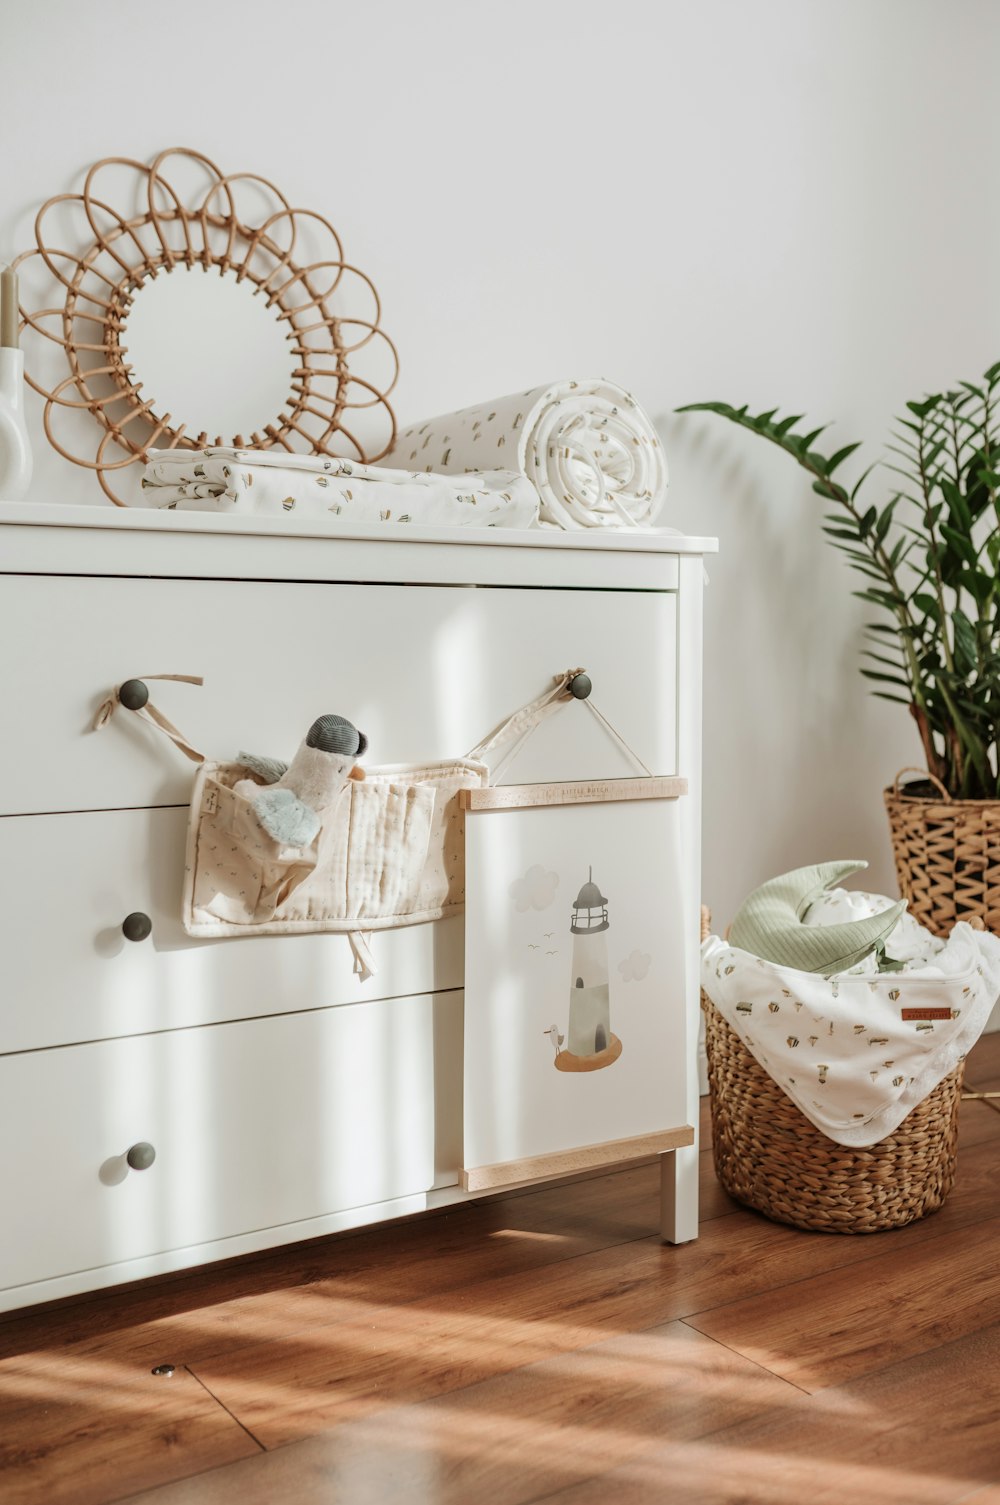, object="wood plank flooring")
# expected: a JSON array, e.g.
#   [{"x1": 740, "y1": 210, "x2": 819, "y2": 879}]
[{"x1": 0, "y1": 1033, "x2": 997, "y2": 1505}]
